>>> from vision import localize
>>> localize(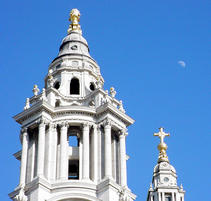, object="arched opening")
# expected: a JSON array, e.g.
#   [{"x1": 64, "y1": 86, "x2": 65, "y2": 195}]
[
  {"x1": 70, "y1": 78, "x2": 80, "y2": 95},
  {"x1": 54, "y1": 81, "x2": 60, "y2": 90},
  {"x1": 89, "y1": 82, "x2": 95, "y2": 91}
]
